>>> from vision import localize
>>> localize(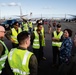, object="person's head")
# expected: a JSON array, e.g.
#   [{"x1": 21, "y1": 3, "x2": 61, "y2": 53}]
[
  {"x1": 23, "y1": 19, "x2": 27, "y2": 23},
  {"x1": 29, "y1": 19, "x2": 31, "y2": 22},
  {"x1": 17, "y1": 31, "x2": 30, "y2": 48},
  {"x1": 56, "y1": 24, "x2": 61, "y2": 32},
  {"x1": 37, "y1": 23, "x2": 43, "y2": 31},
  {"x1": 63, "y1": 29, "x2": 72, "y2": 38},
  {"x1": 13, "y1": 21, "x2": 19, "y2": 29},
  {"x1": 0, "y1": 26, "x2": 6, "y2": 39}
]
